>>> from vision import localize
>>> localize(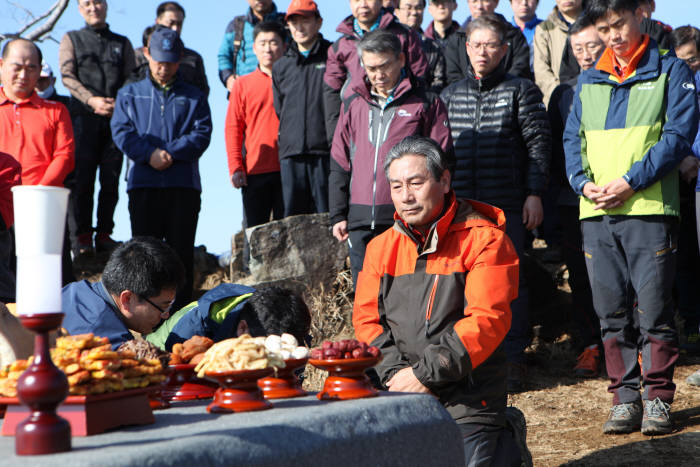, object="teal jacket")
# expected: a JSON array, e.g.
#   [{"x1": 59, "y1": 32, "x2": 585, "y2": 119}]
[{"x1": 564, "y1": 39, "x2": 698, "y2": 219}]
